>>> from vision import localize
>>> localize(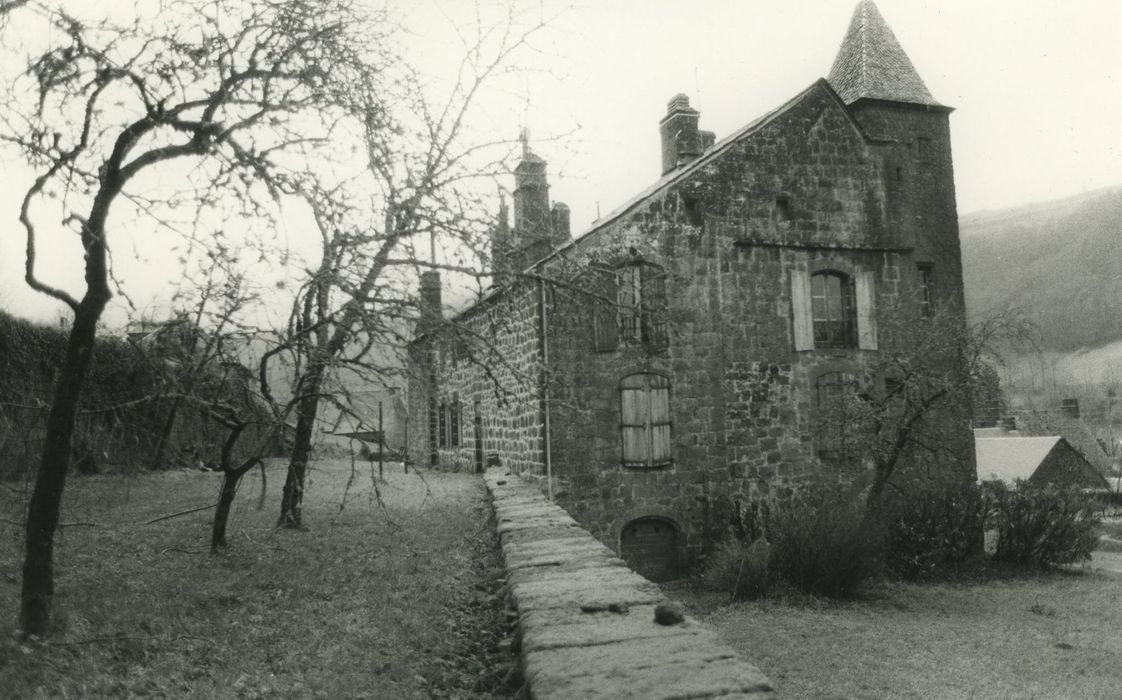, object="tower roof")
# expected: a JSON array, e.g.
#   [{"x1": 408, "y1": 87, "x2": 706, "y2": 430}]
[{"x1": 827, "y1": 1, "x2": 942, "y2": 107}]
